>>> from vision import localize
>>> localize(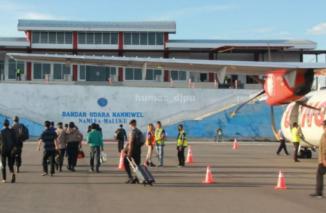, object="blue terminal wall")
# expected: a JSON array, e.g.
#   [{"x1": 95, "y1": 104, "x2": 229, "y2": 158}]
[
  {"x1": 165, "y1": 102, "x2": 286, "y2": 141},
  {"x1": 0, "y1": 102, "x2": 285, "y2": 141}
]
